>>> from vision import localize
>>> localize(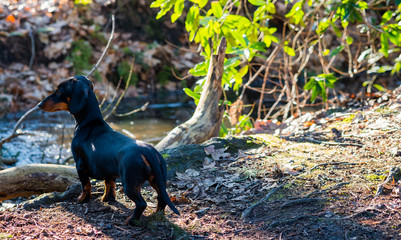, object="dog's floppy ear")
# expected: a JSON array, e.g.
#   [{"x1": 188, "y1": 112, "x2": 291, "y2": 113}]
[
  {"x1": 68, "y1": 81, "x2": 90, "y2": 115},
  {"x1": 75, "y1": 75, "x2": 94, "y2": 90}
]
